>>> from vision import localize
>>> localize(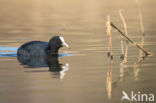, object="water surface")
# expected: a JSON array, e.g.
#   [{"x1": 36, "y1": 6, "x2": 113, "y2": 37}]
[{"x1": 0, "y1": 0, "x2": 156, "y2": 103}]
